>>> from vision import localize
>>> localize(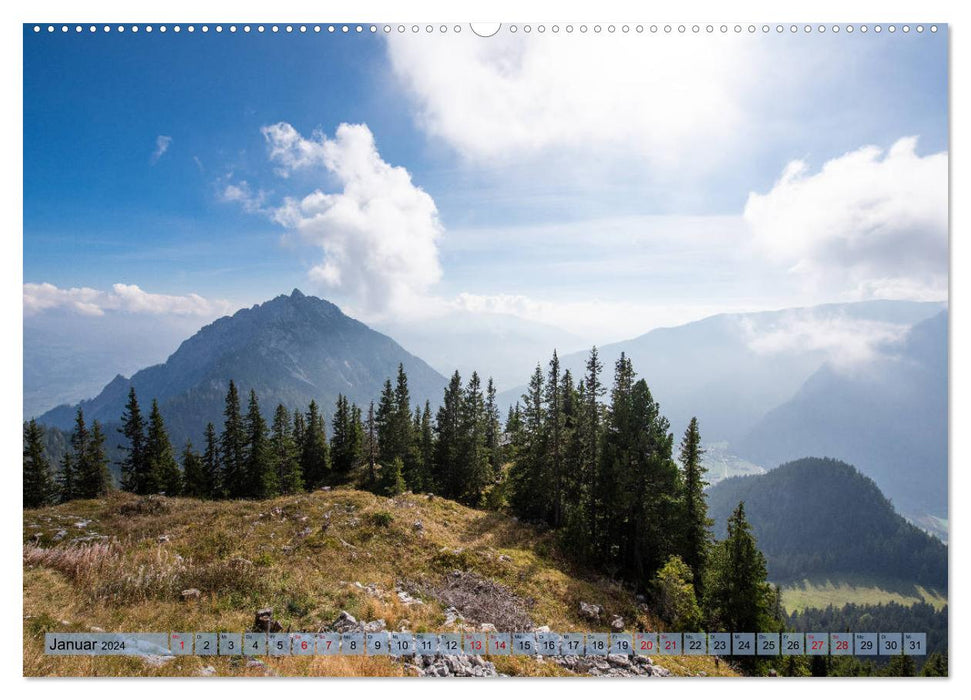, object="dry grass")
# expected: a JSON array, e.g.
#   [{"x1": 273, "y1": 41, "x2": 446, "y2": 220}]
[{"x1": 23, "y1": 489, "x2": 736, "y2": 677}]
